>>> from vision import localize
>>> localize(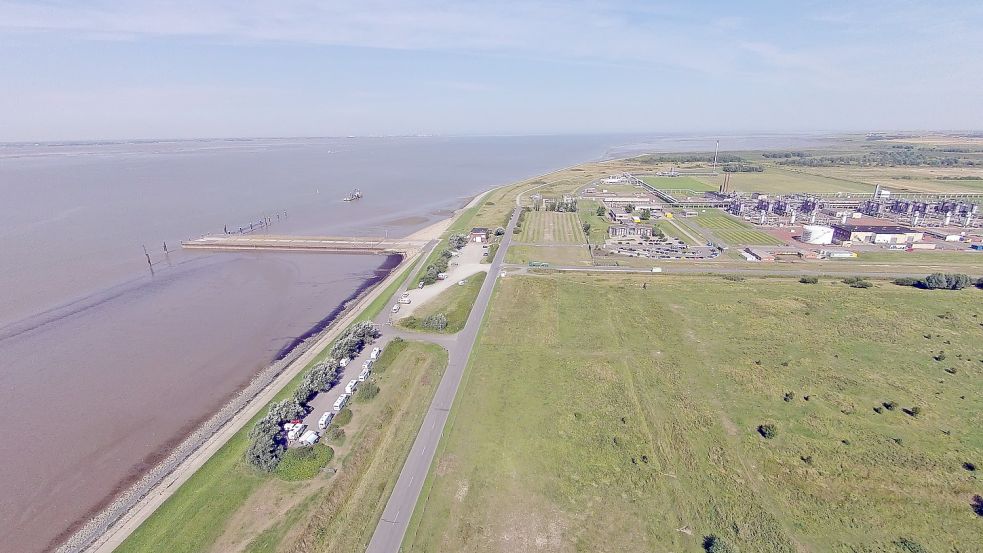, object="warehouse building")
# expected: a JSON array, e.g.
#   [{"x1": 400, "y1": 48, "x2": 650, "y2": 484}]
[{"x1": 831, "y1": 224, "x2": 924, "y2": 244}]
